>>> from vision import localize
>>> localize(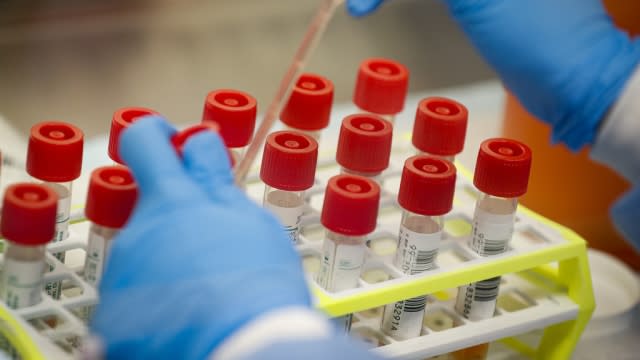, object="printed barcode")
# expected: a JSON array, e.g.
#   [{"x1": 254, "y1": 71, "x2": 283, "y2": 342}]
[
  {"x1": 403, "y1": 295, "x2": 427, "y2": 313},
  {"x1": 411, "y1": 249, "x2": 438, "y2": 274},
  {"x1": 480, "y1": 239, "x2": 507, "y2": 255},
  {"x1": 473, "y1": 277, "x2": 501, "y2": 302}
]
